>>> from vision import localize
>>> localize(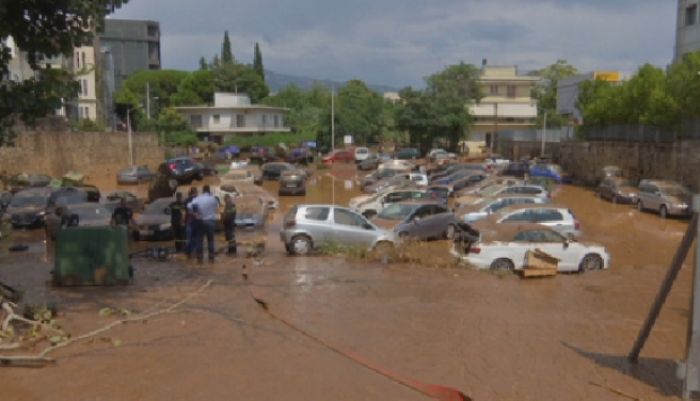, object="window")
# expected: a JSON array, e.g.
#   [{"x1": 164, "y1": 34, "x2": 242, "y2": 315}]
[
  {"x1": 687, "y1": 4, "x2": 698, "y2": 26},
  {"x1": 531, "y1": 209, "x2": 563, "y2": 222},
  {"x1": 507, "y1": 85, "x2": 516, "y2": 98},
  {"x1": 75, "y1": 52, "x2": 80, "y2": 69},
  {"x1": 236, "y1": 114, "x2": 245, "y2": 127},
  {"x1": 502, "y1": 210, "x2": 533, "y2": 222},
  {"x1": 82, "y1": 79, "x2": 88, "y2": 96},
  {"x1": 212, "y1": 114, "x2": 220, "y2": 124},
  {"x1": 274, "y1": 115, "x2": 279, "y2": 127},
  {"x1": 514, "y1": 230, "x2": 564, "y2": 243},
  {"x1": 81, "y1": 52, "x2": 86, "y2": 69},
  {"x1": 305, "y1": 207, "x2": 329, "y2": 221},
  {"x1": 520, "y1": 187, "x2": 543, "y2": 195},
  {"x1": 190, "y1": 114, "x2": 203, "y2": 128},
  {"x1": 489, "y1": 85, "x2": 499, "y2": 95},
  {"x1": 262, "y1": 114, "x2": 268, "y2": 126},
  {"x1": 333, "y1": 208, "x2": 365, "y2": 227}
]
